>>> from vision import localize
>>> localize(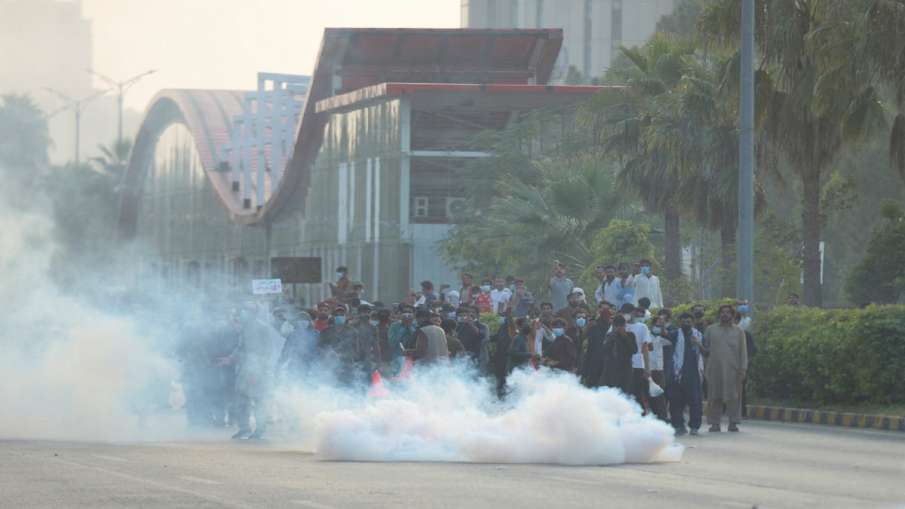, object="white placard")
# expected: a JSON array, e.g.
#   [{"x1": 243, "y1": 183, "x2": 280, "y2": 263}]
[{"x1": 252, "y1": 278, "x2": 283, "y2": 295}]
